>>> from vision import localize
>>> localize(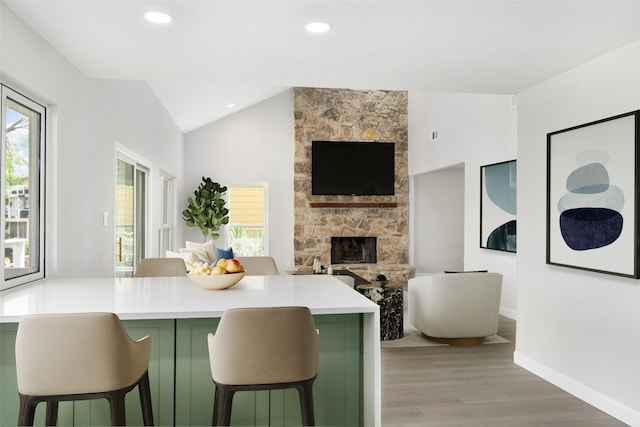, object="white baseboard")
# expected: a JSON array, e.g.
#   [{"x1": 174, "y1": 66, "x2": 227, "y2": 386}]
[
  {"x1": 514, "y1": 351, "x2": 639, "y2": 426},
  {"x1": 499, "y1": 306, "x2": 517, "y2": 320}
]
